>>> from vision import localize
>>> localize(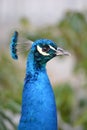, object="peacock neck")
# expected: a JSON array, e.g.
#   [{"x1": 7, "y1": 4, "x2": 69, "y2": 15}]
[
  {"x1": 18, "y1": 51, "x2": 58, "y2": 130},
  {"x1": 26, "y1": 51, "x2": 46, "y2": 76}
]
